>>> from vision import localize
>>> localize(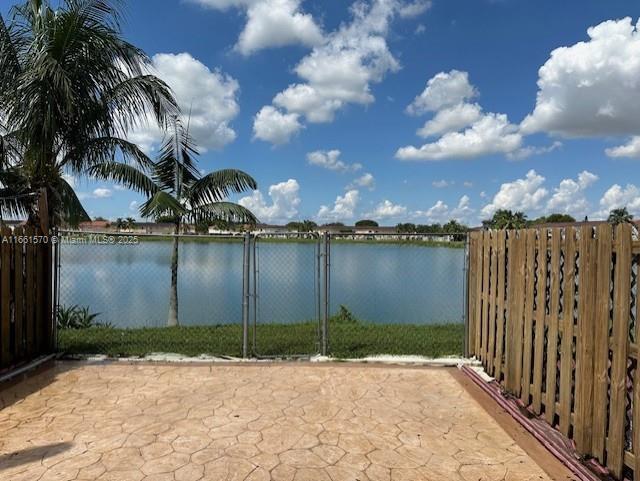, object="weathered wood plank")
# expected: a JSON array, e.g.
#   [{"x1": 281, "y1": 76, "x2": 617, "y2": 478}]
[
  {"x1": 532, "y1": 229, "x2": 548, "y2": 414},
  {"x1": 474, "y1": 232, "x2": 484, "y2": 357},
  {"x1": 606, "y1": 223, "x2": 632, "y2": 478},
  {"x1": 591, "y1": 224, "x2": 613, "y2": 461},
  {"x1": 545, "y1": 228, "x2": 562, "y2": 424},
  {"x1": 558, "y1": 227, "x2": 576, "y2": 436},
  {"x1": 574, "y1": 225, "x2": 597, "y2": 454},
  {"x1": 521, "y1": 229, "x2": 537, "y2": 405},
  {"x1": 0, "y1": 226, "x2": 11, "y2": 368},
  {"x1": 494, "y1": 230, "x2": 507, "y2": 381},
  {"x1": 13, "y1": 227, "x2": 24, "y2": 361},
  {"x1": 487, "y1": 232, "x2": 498, "y2": 375},
  {"x1": 481, "y1": 231, "x2": 491, "y2": 364},
  {"x1": 511, "y1": 232, "x2": 527, "y2": 395}
]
